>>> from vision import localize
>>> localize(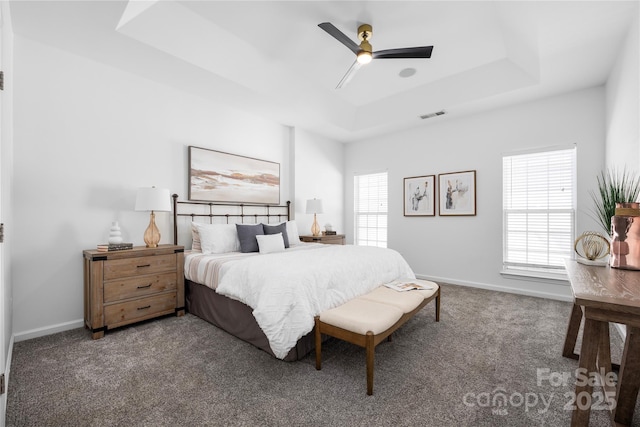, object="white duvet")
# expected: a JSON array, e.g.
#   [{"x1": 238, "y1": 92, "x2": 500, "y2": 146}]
[{"x1": 215, "y1": 245, "x2": 415, "y2": 359}]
